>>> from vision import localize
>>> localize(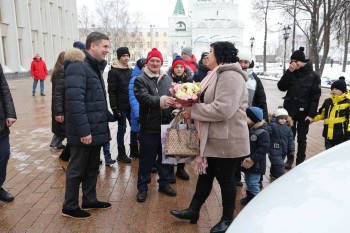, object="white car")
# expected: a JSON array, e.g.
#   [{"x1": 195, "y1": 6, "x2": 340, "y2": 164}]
[{"x1": 228, "y1": 140, "x2": 350, "y2": 233}]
